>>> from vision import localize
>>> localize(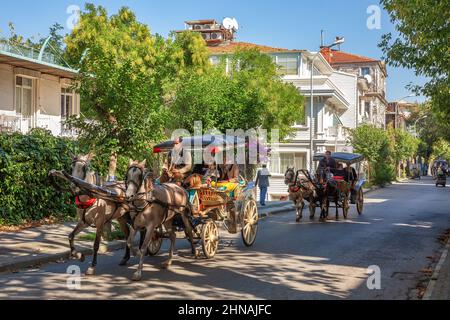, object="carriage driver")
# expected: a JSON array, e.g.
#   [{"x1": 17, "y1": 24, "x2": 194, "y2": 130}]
[
  {"x1": 318, "y1": 150, "x2": 337, "y2": 171},
  {"x1": 162, "y1": 136, "x2": 192, "y2": 185}
]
